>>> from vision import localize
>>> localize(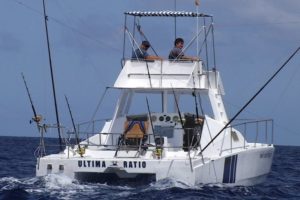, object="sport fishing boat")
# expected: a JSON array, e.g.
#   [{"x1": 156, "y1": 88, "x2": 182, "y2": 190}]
[{"x1": 30, "y1": 10, "x2": 275, "y2": 186}]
